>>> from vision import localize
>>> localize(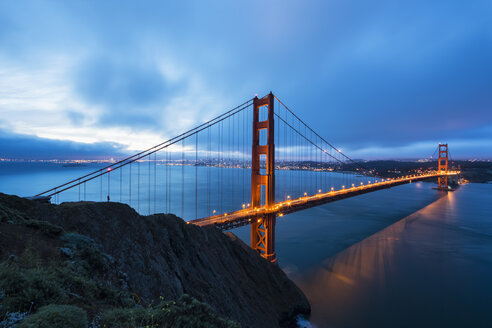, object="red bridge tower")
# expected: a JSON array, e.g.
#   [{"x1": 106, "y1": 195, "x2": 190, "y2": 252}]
[
  {"x1": 251, "y1": 93, "x2": 277, "y2": 263},
  {"x1": 438, "y1": 143, "x2": 448, "y2": 190}
]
